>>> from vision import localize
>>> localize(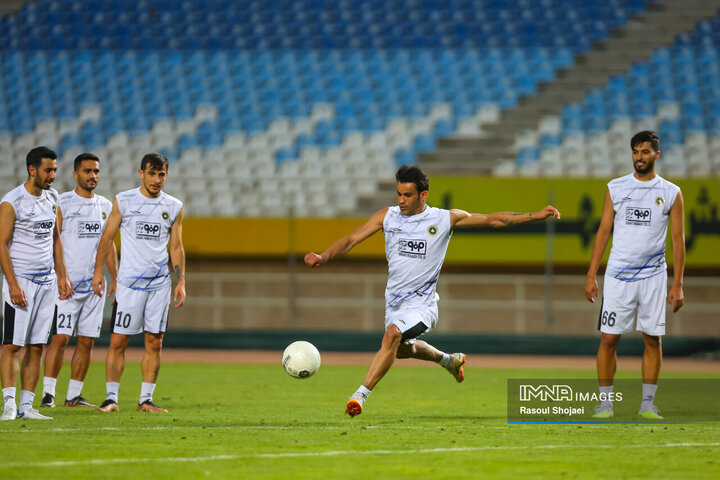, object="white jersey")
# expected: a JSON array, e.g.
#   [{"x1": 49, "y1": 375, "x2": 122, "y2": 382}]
[
  {"x1": 116, "y1": 188, "x2": 183, "y2": 291},
  {"x1": 59, "y1": 190, "x2": 113, "y2": 293},
  {"x1": 383, "y1": 206, "x2": 452, "y2": 309},
  {"x1": 606, "y1": 173, "x2": 680, "y2": 281},
  {"x1": 0, "y1": 184, "x2": 58, "y2": 284}
]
